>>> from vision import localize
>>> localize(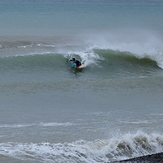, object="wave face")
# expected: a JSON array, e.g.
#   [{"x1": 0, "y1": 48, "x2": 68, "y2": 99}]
[
  {"x1": 0, "y1": 51, "x2": 161, "y2": 82},
  {"x1": 0, "y1": 131, "x2": 163, "y2": 163}
]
